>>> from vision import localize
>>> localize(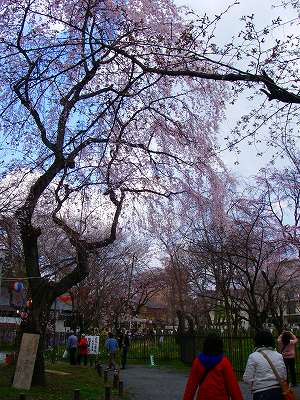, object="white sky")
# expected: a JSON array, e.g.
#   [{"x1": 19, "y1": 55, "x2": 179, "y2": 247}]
[{"x1": 174, "y1": 0, "x2": 298, "y2": 178}]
